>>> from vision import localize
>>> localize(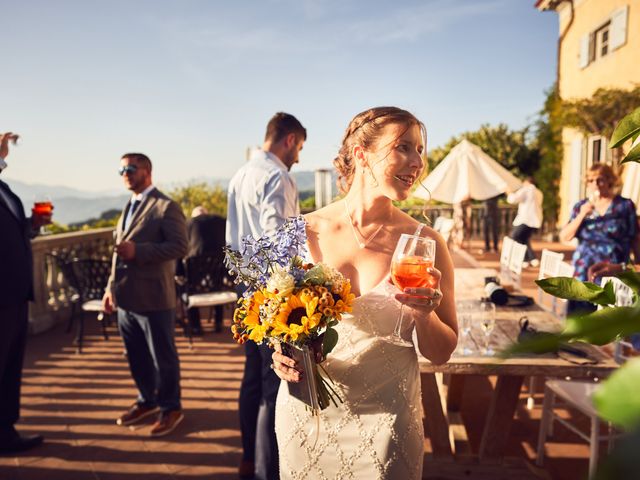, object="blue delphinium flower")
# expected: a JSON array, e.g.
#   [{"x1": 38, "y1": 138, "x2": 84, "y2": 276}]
[{"x1": 224, "y1": 216, "x2": 309, "y2": 294}]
